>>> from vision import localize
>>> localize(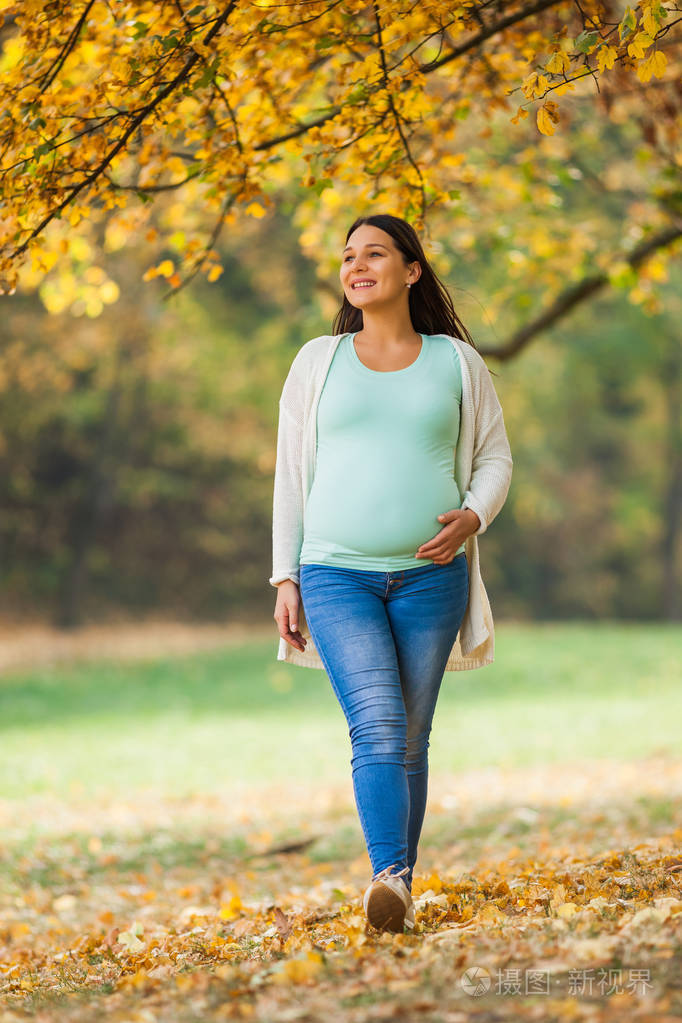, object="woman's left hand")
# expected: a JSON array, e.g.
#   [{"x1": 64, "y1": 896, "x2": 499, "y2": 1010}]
[{"x1": 415, "y1": 508, "x2": 481, "y2": 564}]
